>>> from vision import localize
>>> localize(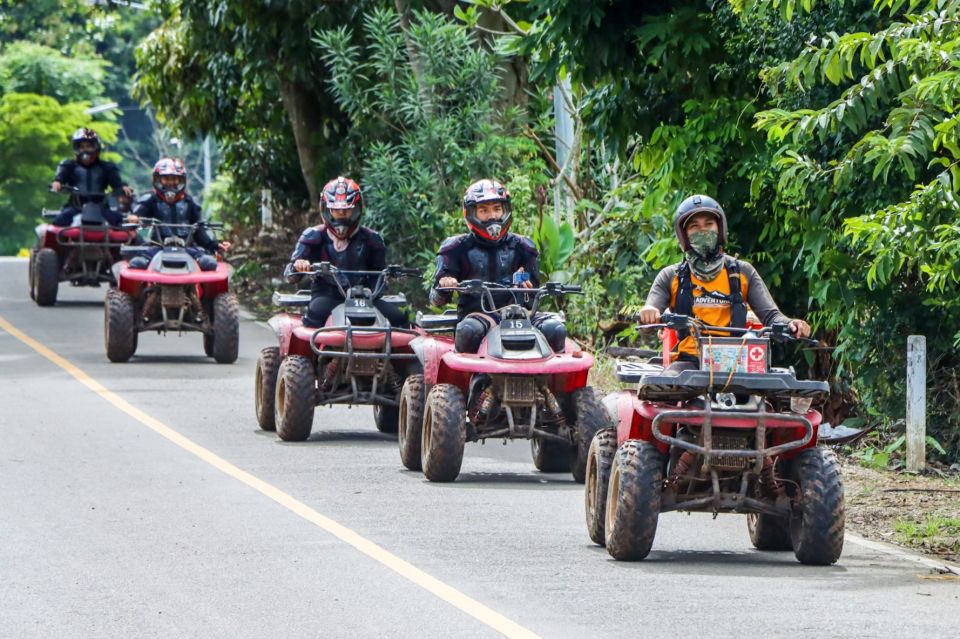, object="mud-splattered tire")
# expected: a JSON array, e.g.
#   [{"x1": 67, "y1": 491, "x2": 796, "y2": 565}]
[
  {"x1": 570, "y1": 387, "x2": 609, "y2": 483},
  {"x1": 421, "y1": 383, "x2": 465, "y2": 482},
  {"x1": 374, "y1": 404, "x2": 399, "y2": 434},
  {"x1": 275, "y1": 355, "x2": 316, "y2": 441},
  {"x1": 585, "y1": 428, "x2": 617, "y2": 545},
  {"x1": 211, "y1": 293, "x2": 239, "y2": 364},
  {"x1": 255, "y1": 346, "x2": 280, "y2": 431},
  {"x1": 28, "y1": 248, "x2": 36, "y2": 300},
  {"x1": 398, "y1": 375, "x2": 425, "y2": 470},
  {"x1": 789, "y1": 447, "x2": 845, "y2": 565},
  {"x1": 531, "y1": 438, "x2": 571, "y2": 473},
  {"x1": 34, "y1": 248, "x2": 59, "y2": 307},
  {"x1": 605, "y1": 441, "x2": 664, "y2": 561},
  {"x1": 203, "y1": 333, "x2": 214, "y2": 357},
  {"x1": 104, "y1": 288, "x2": 137, "y2": 363},
  {"x1": 748, "y1": 513, "x2": 792, "y2": 551}
]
